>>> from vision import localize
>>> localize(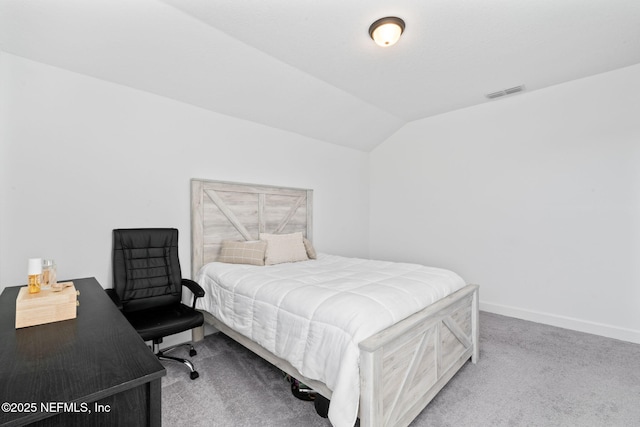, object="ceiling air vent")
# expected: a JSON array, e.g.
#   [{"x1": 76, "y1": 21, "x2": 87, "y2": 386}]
[
  {"x1": 486, "y1": 91, "x2": 505, "y2": 99},
  {"x1": 486, "y1": 85, "x2": 525, "y2": 99},
  {"x1": 504, "y1": 85, "x2": 524, "y2": 94}
]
